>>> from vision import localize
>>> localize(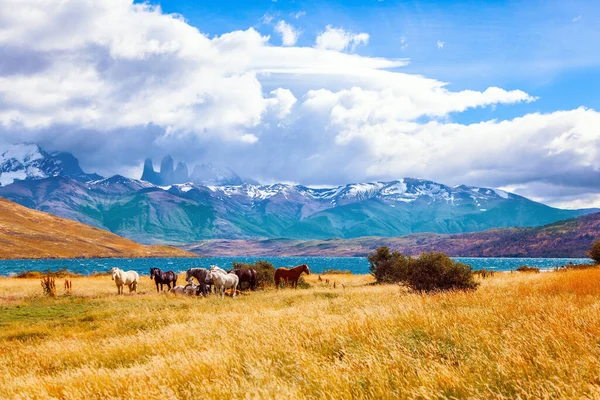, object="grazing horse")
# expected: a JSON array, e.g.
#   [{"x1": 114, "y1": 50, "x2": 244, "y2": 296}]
[
  {"x1": 274, "y1": 264, "x2": 310, "y2": 289},
  {"x1": 207, "y1": 269, "x2": 239, "y2": 299},
  {"x1": 150, "y1": 267, "x2": 178, "y2": 293},
  {"x1": 185, "y1": 268, "x2": 211, "y2": 296},
  {"x1": 228, "y1": 268, "x2": 257, "y2": 291},
  {"x1": 110, "y1": 267, "x2": 139, "y2": 295}
]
